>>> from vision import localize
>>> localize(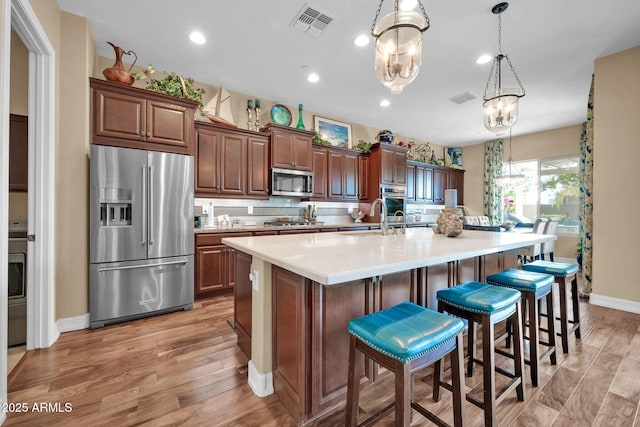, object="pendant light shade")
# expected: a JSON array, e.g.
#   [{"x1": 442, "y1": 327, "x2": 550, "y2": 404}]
[
  {"x1": 483, "y1": 3, "x2": 525, "y2": 134},
  {"x1": 371, "y1": 0, "x2": 430, "y2": 94}
]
